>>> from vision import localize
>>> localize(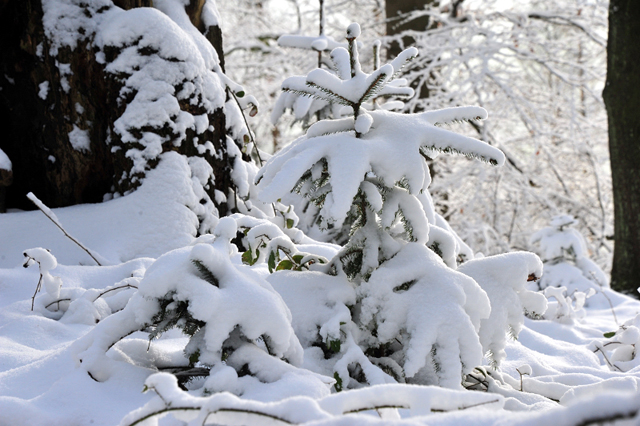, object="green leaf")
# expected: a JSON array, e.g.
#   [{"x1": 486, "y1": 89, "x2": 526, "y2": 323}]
[
  {"x1": 276, "y1": 259, "x2": 294, "y2": 271},
  {"x1": 268, "y1": 251, "x2": 276, "y2": 273},
  {"x1": 241, "y1": 250, "x2": 253, "y2": 265},
  {"x1": 328, "y1": 339, "x2": 341, "y2": 353},
  {"x1": 286, "y1": 218, "x2": 295, "y2": 229},
  {"x1": 236, "y1": 90, "x2": 245, "y2": 98},
  {"x1": 292, "y1": 254, "x2": 304, "y2": 263},
  {"x1": 333, "y1": 372, "x2": 343, "y2": 392},
  {"x1": 604, "y1": 331, "x2": 616, "y2": 338}
]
